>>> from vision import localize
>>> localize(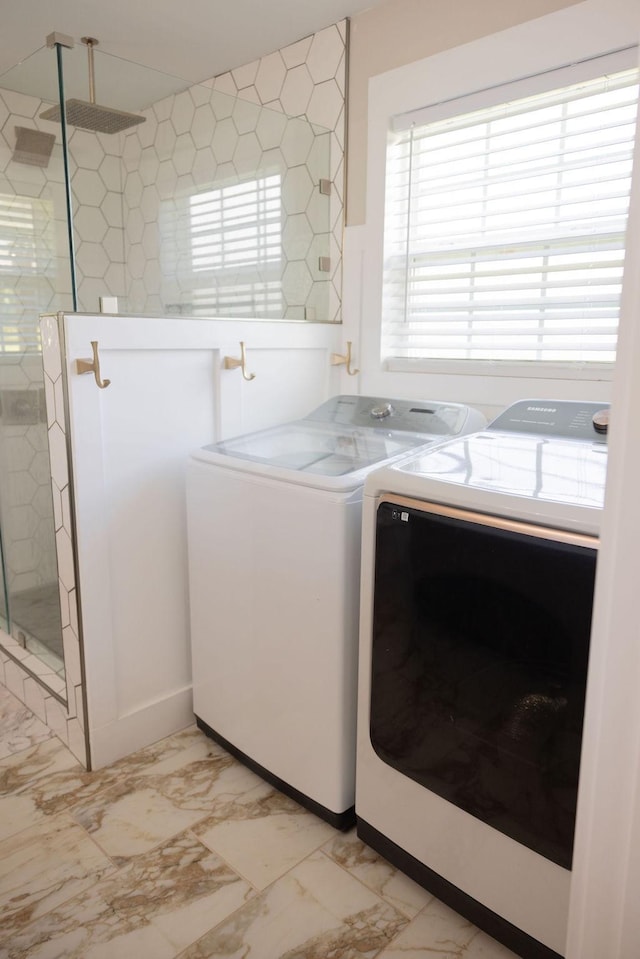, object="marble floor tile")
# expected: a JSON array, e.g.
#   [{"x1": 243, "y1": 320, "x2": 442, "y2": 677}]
[
  {"x1": 1, "y1": 831, "x2": 255, "y2": 959},
  {"x1": 193, "y1": 785, "x2": 337, "y2": 890},
  {"x1": 70, "y1": 781, "x2": 213, "y2": 863},
  {"x1": 0, "y1": 813, "x2": 114, "y2": 938},
  {"x1": 0, "y1": 737, "x2": 83, "y2": 842},
  {"x1": 0, "y1": 724, "x2": 253, "y2": 837},
  {"x1": 0, "y1": 685, "x2": 53, "y2": 760},
  {"x1": 180, "y1": 849, "x2": 408, "y2": 959},
  {"x1": 0, "y1": 685, "x2": 530, "y2": 959},
  {"x1": 70, "y1": 738, "x2": 275, "y2": 864},
  {"x1": 374, "y1": 895, "x2": 520, "y2": 959},
  {"x1": 322, "y1": 829, "x2": 432, "y2": 919},
  {"x1": 119, "y1": 727, "x2": 272, "y2": 815}
]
